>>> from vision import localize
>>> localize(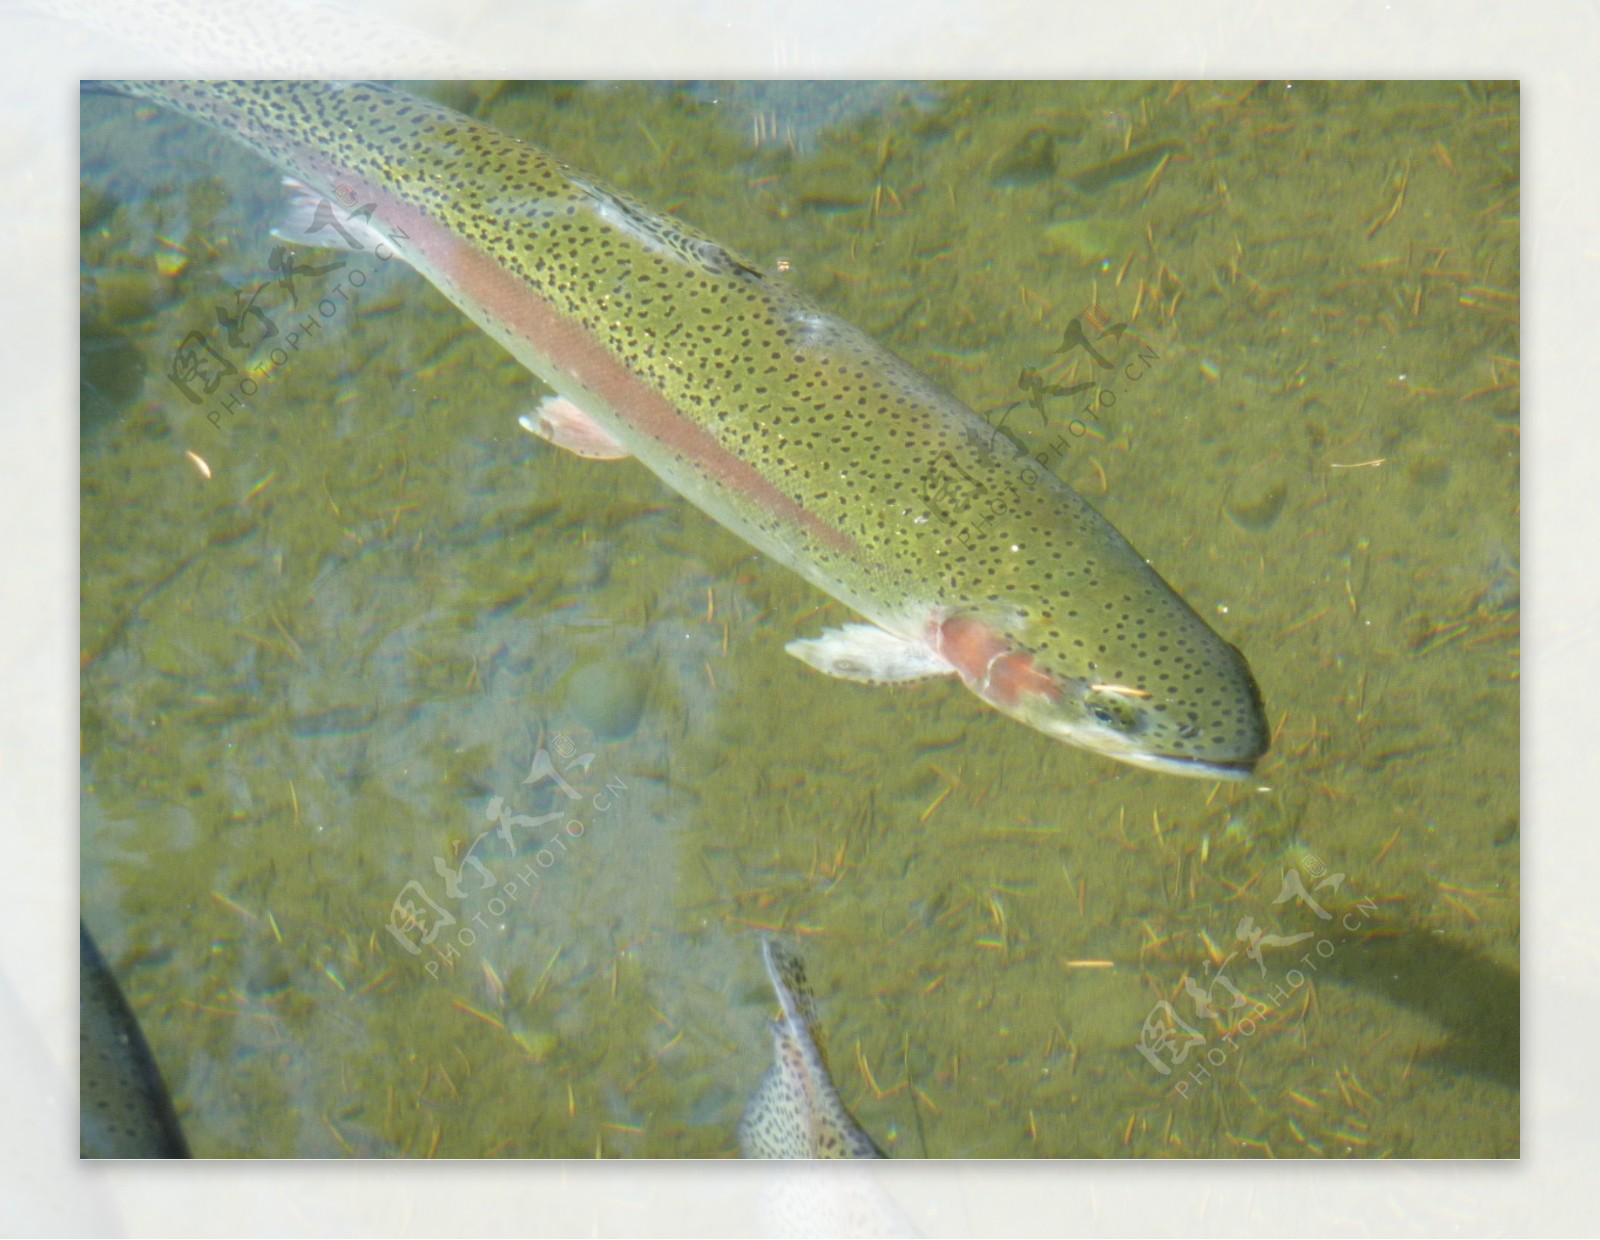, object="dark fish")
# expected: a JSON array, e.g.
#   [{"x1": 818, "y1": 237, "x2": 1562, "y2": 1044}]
[{"x1": 79, "y1": 923, "x2": 188, "y2": 1158}]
